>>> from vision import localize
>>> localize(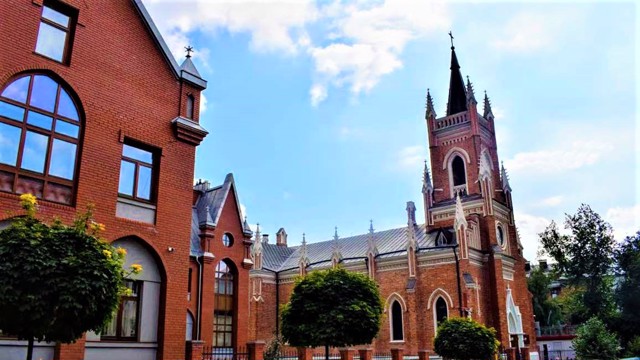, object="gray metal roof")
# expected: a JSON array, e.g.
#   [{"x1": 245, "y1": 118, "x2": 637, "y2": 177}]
[
  {"x1": 191, "y1": 174, "x2": 253, "y2": 256},
  {"x1": 262, "y1": 225, "x2": 457, "y2": 272},
  {"x1": 132, "y1": 0, "x2": 207, "y2": 89}
]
